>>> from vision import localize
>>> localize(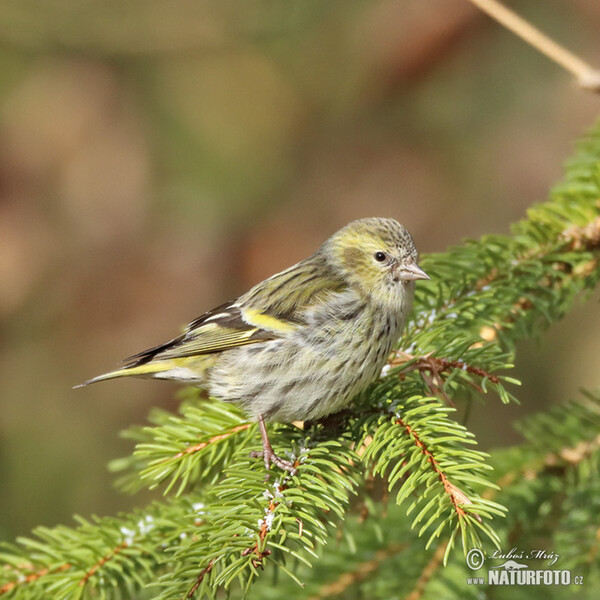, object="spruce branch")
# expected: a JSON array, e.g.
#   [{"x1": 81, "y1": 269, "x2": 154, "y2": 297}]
[
  {"x1": 404, "y1": 541, "x2": 448, "y2": 600},
  {"x1": 264, "y1": 390, "x2": 600, "y2": 600},
  {"x1": 0, "y1": 564, "x2": 72, "y2": 597},
  {"x1": 0, "y1": 498, "x2": 200, "y2": 599},
  {"x1": 354, "y1": 391, "x2": 504, "y2": 560},
  {"x1": 153, "y1": 438, "x2": 361, "y2": 599},
  {"x1": 110, "y1": 398, "x2": 257, "y2": 495},
  {"x1": 556, "y1": 459, "x2": 600, "y2": 571},
  {"x1": 307, "y1": 541, "x2": 409, "y2": 600}
]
